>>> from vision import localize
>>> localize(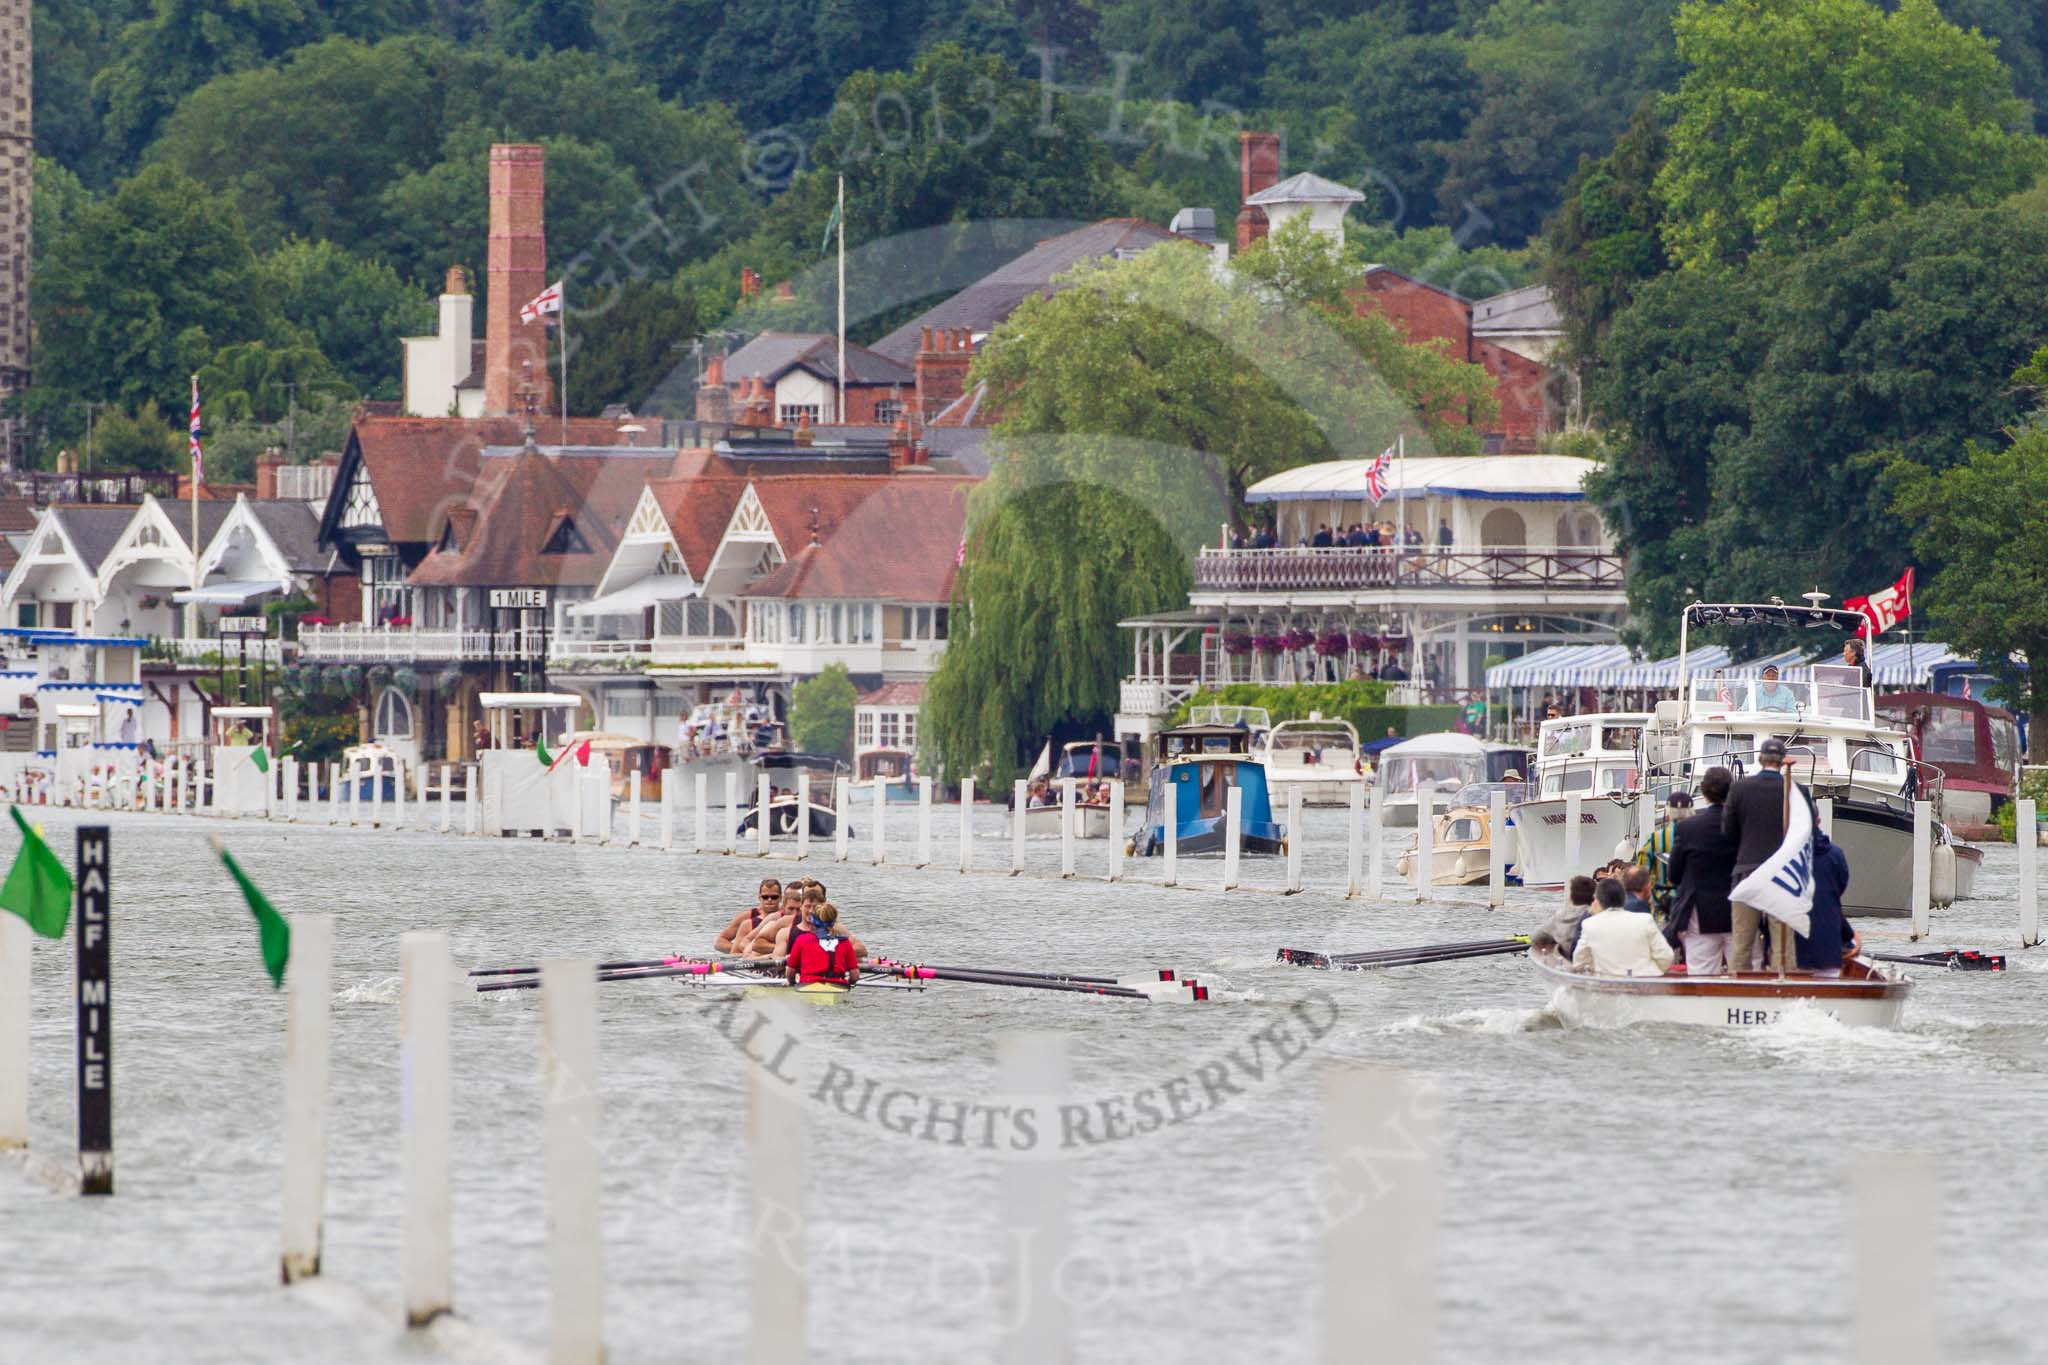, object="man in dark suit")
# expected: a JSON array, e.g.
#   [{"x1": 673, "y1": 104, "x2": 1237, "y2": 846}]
[
  {"x1": 1667, "y1": 766, "x2": 1739, "y2": 973},
  {"x1": 1723, "y1": 737, "x2": 1801, "y2": 973}
]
